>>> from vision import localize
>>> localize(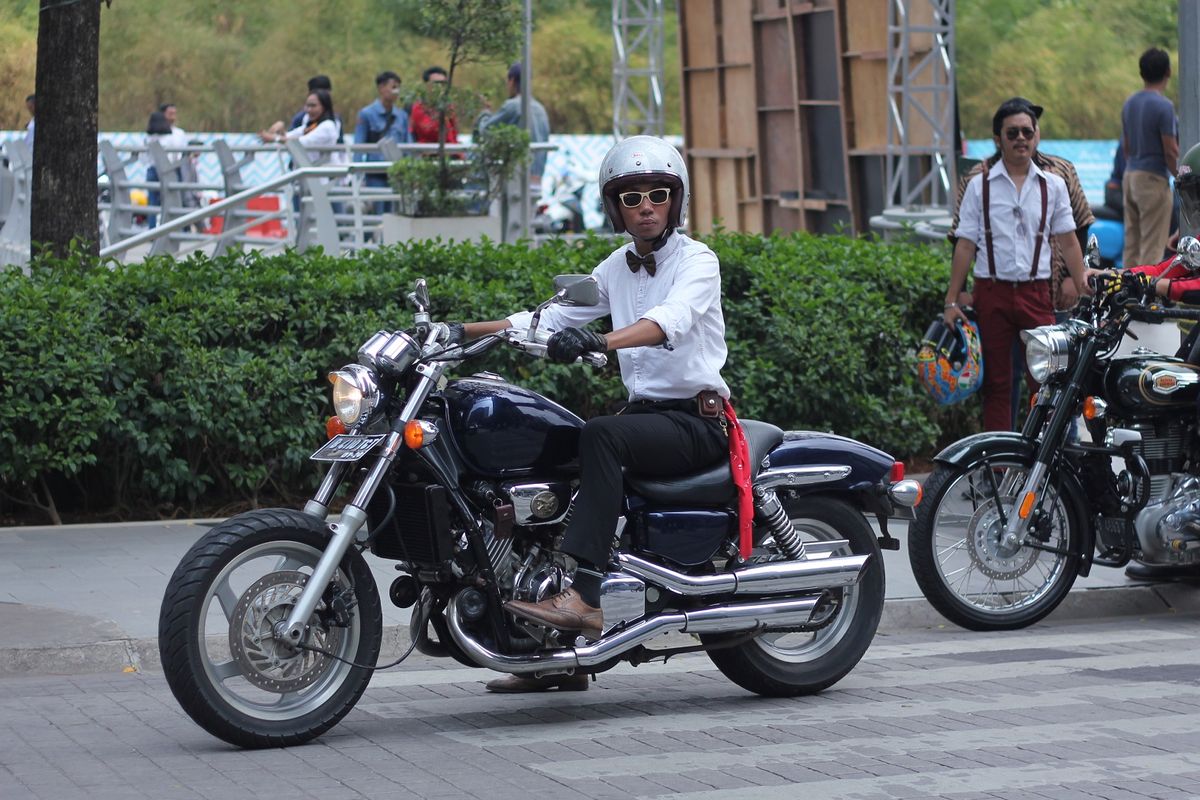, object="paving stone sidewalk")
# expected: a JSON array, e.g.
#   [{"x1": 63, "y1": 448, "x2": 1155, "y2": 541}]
[{"x1": 4, "y1": 615, "x2": 1200, "y2": 799}]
